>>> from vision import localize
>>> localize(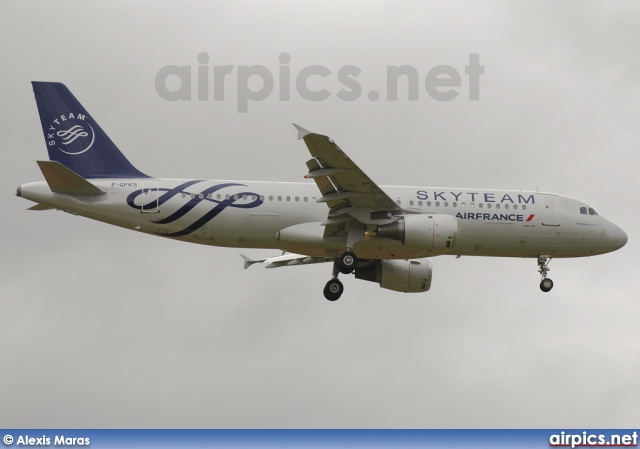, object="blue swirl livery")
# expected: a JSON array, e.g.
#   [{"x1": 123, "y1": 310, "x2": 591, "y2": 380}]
[{"x1": 126, "y1": 181, "x2": 263, "y2": 237}]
